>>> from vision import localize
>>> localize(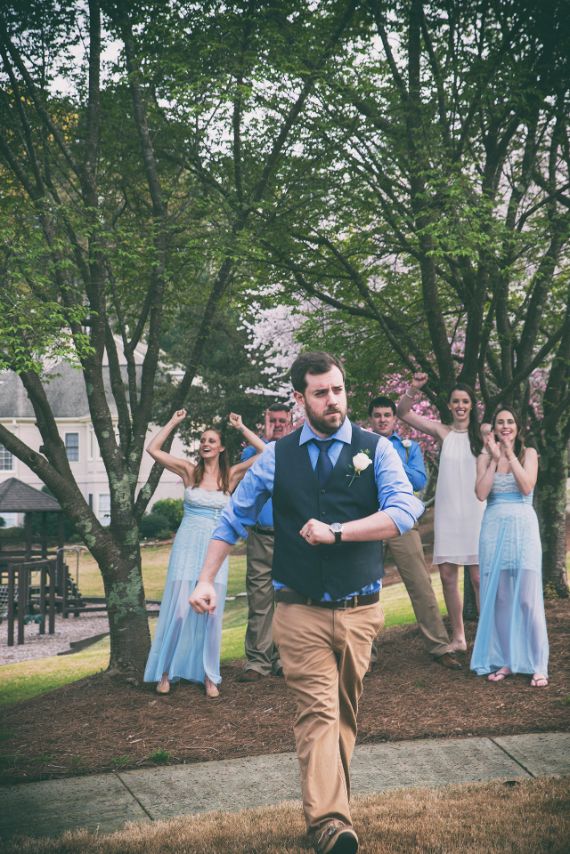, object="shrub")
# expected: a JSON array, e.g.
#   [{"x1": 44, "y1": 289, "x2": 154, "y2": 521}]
[
  {"x1": 27, "y1": 487, "x2": 78, "y2": 542},
  {"x1": 0, "y1": 527, "x2": 26, "y2": 544},
  {"x1": 150, "y1": 498, "x2": 183, "y2": 531},
  {"x1": 139, "y1": 512, "x2": 172, "y2": 540}
]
